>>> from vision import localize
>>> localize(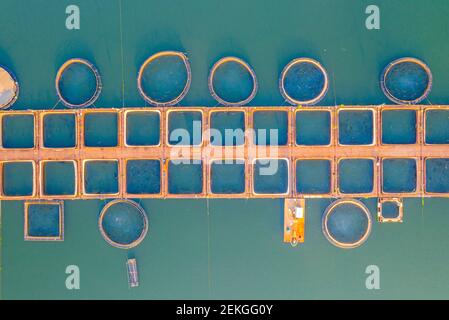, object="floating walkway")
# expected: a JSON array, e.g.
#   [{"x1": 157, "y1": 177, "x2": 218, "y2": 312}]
[{"x1": 0, "y1": 105, "x2": 447, "y2": 200}]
